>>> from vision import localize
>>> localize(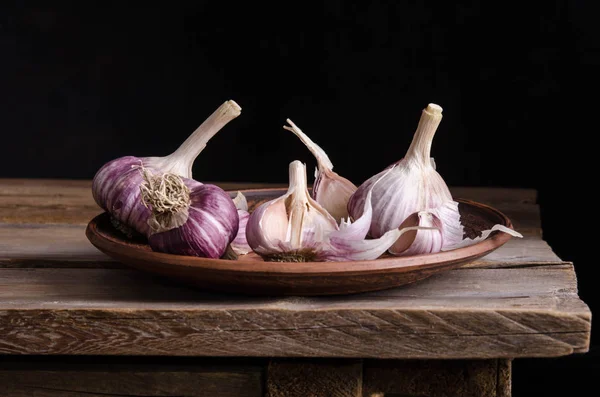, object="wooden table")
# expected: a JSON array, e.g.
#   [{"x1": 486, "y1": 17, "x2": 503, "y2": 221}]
[{"x1": 0, "y1": 179, "x2": 591, "y2": 397}]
